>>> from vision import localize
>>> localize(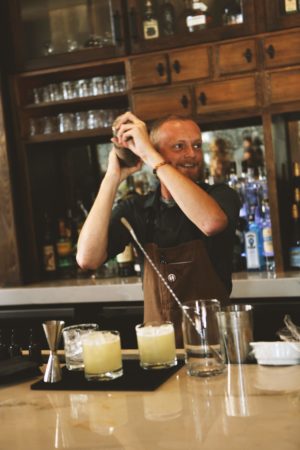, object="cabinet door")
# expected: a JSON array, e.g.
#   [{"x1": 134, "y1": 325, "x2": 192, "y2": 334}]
[
  {"x1": 265, "y1": 0, "x2": 300, "y2": 31},
  {"x1": 216, "y1": 39, "x2": 257, "y2": 76},
  {"x1": 195, "y1": 76, "x2": 258, "y2": 115},
  {"x1": 169, "y1": 46, "x2": 210, "y2": 83},
  {"x1": 9, "y1": 0, "x2": 127, "y2": 70},
  {"x1": 131, "y1": 86, "x2": 192, "y2": 121},
  {"x1": 129, "y1": 54, "x2": 169, "y2": 89},
  {"x1": 268, "y1": 69, "x2": 300, "y2": 104},
  {"x1": 127, "y1": 0, "x2": 256, "y2": 55},
  {"x1": 262, "y1": 30, "x2": 300, "y2": 69}
]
